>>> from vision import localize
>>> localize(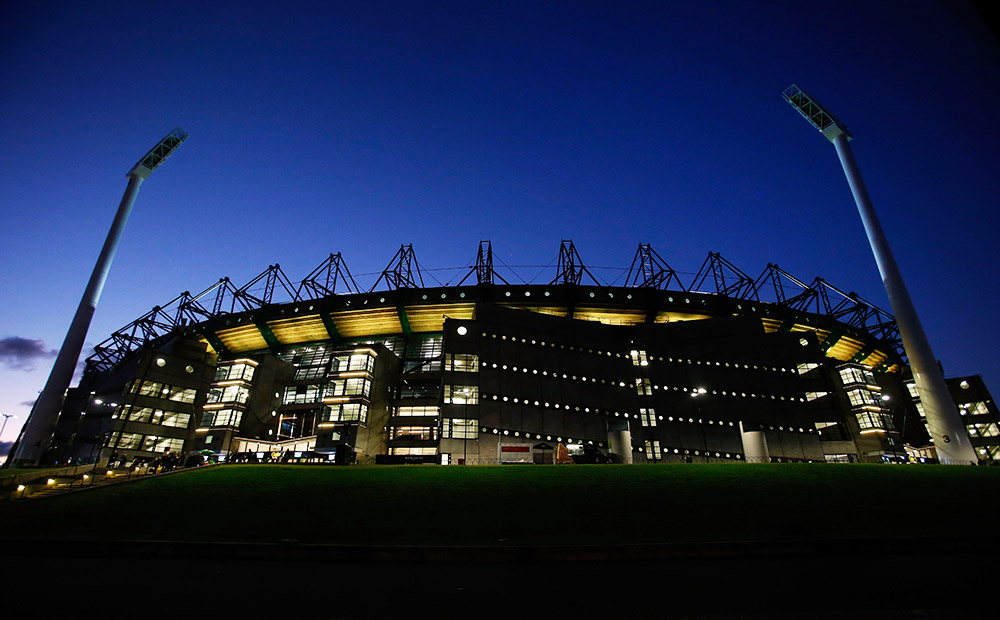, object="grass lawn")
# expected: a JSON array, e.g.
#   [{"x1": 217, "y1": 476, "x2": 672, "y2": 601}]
[{"x1": 2, "y1": 463, "x2": 998, "y2": 546}]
